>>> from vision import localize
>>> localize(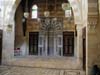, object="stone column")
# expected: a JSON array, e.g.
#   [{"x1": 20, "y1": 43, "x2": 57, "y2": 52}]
[
  {"x1": 76, "y1": 25, "x2": 83, "y2": 66},
  {"x1": 2, "y1": 0, "x2": 21, "y2": 64}
]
